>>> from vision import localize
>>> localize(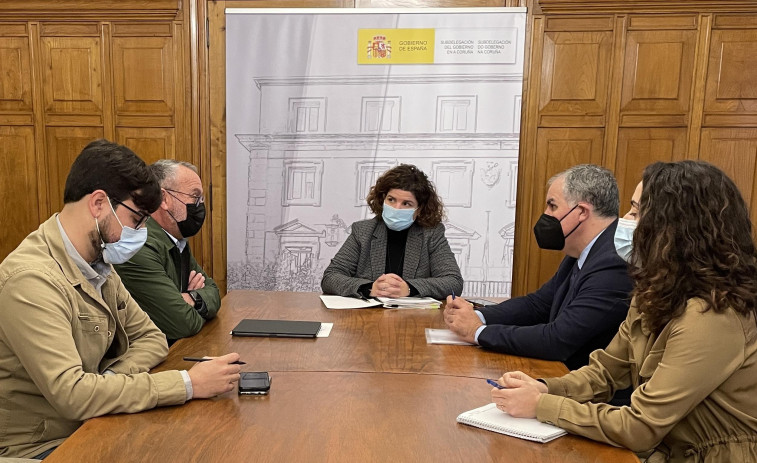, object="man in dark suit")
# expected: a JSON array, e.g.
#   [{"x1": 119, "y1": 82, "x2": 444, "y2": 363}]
[{"x1": 444, "y1": 164, "x2": 632, "y2": 370}]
